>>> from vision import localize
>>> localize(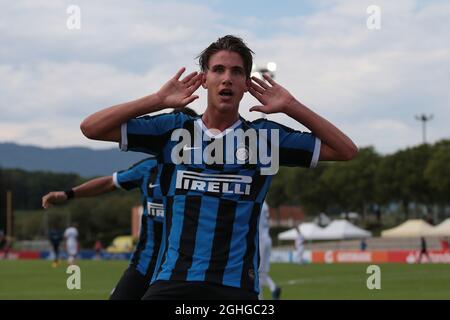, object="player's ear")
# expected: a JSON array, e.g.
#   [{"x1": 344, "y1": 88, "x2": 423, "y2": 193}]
[
  {"x1": 245, "y1": 78, "x2": 251, "y2": 92},
  {"x1": 201, "y1": 72, "x2": 207, "y2": 89}
]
